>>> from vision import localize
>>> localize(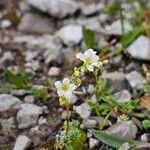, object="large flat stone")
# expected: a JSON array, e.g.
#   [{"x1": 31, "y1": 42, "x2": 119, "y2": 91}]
[
  {"x1": 105, "y1": 121, "x2": 138, "y2": 139},
  {"x1": 101, "y1": 71, "x2": 127, "y2": 92},
  {"x1": 0, "y1": 94, "x2": 21, "y2": 112},
  {"x1": 56, "y1": 25, "x2": 82, "y2": 46},
  {"x1": 24, "y1": 0, "x2": 79, "y2": 18},
  {"x1": 17, "y1": 104, "x2": 43, "y2": 129},
  {"x1": 18, "y1": 13, "x2": 54, "y2": 34}
]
